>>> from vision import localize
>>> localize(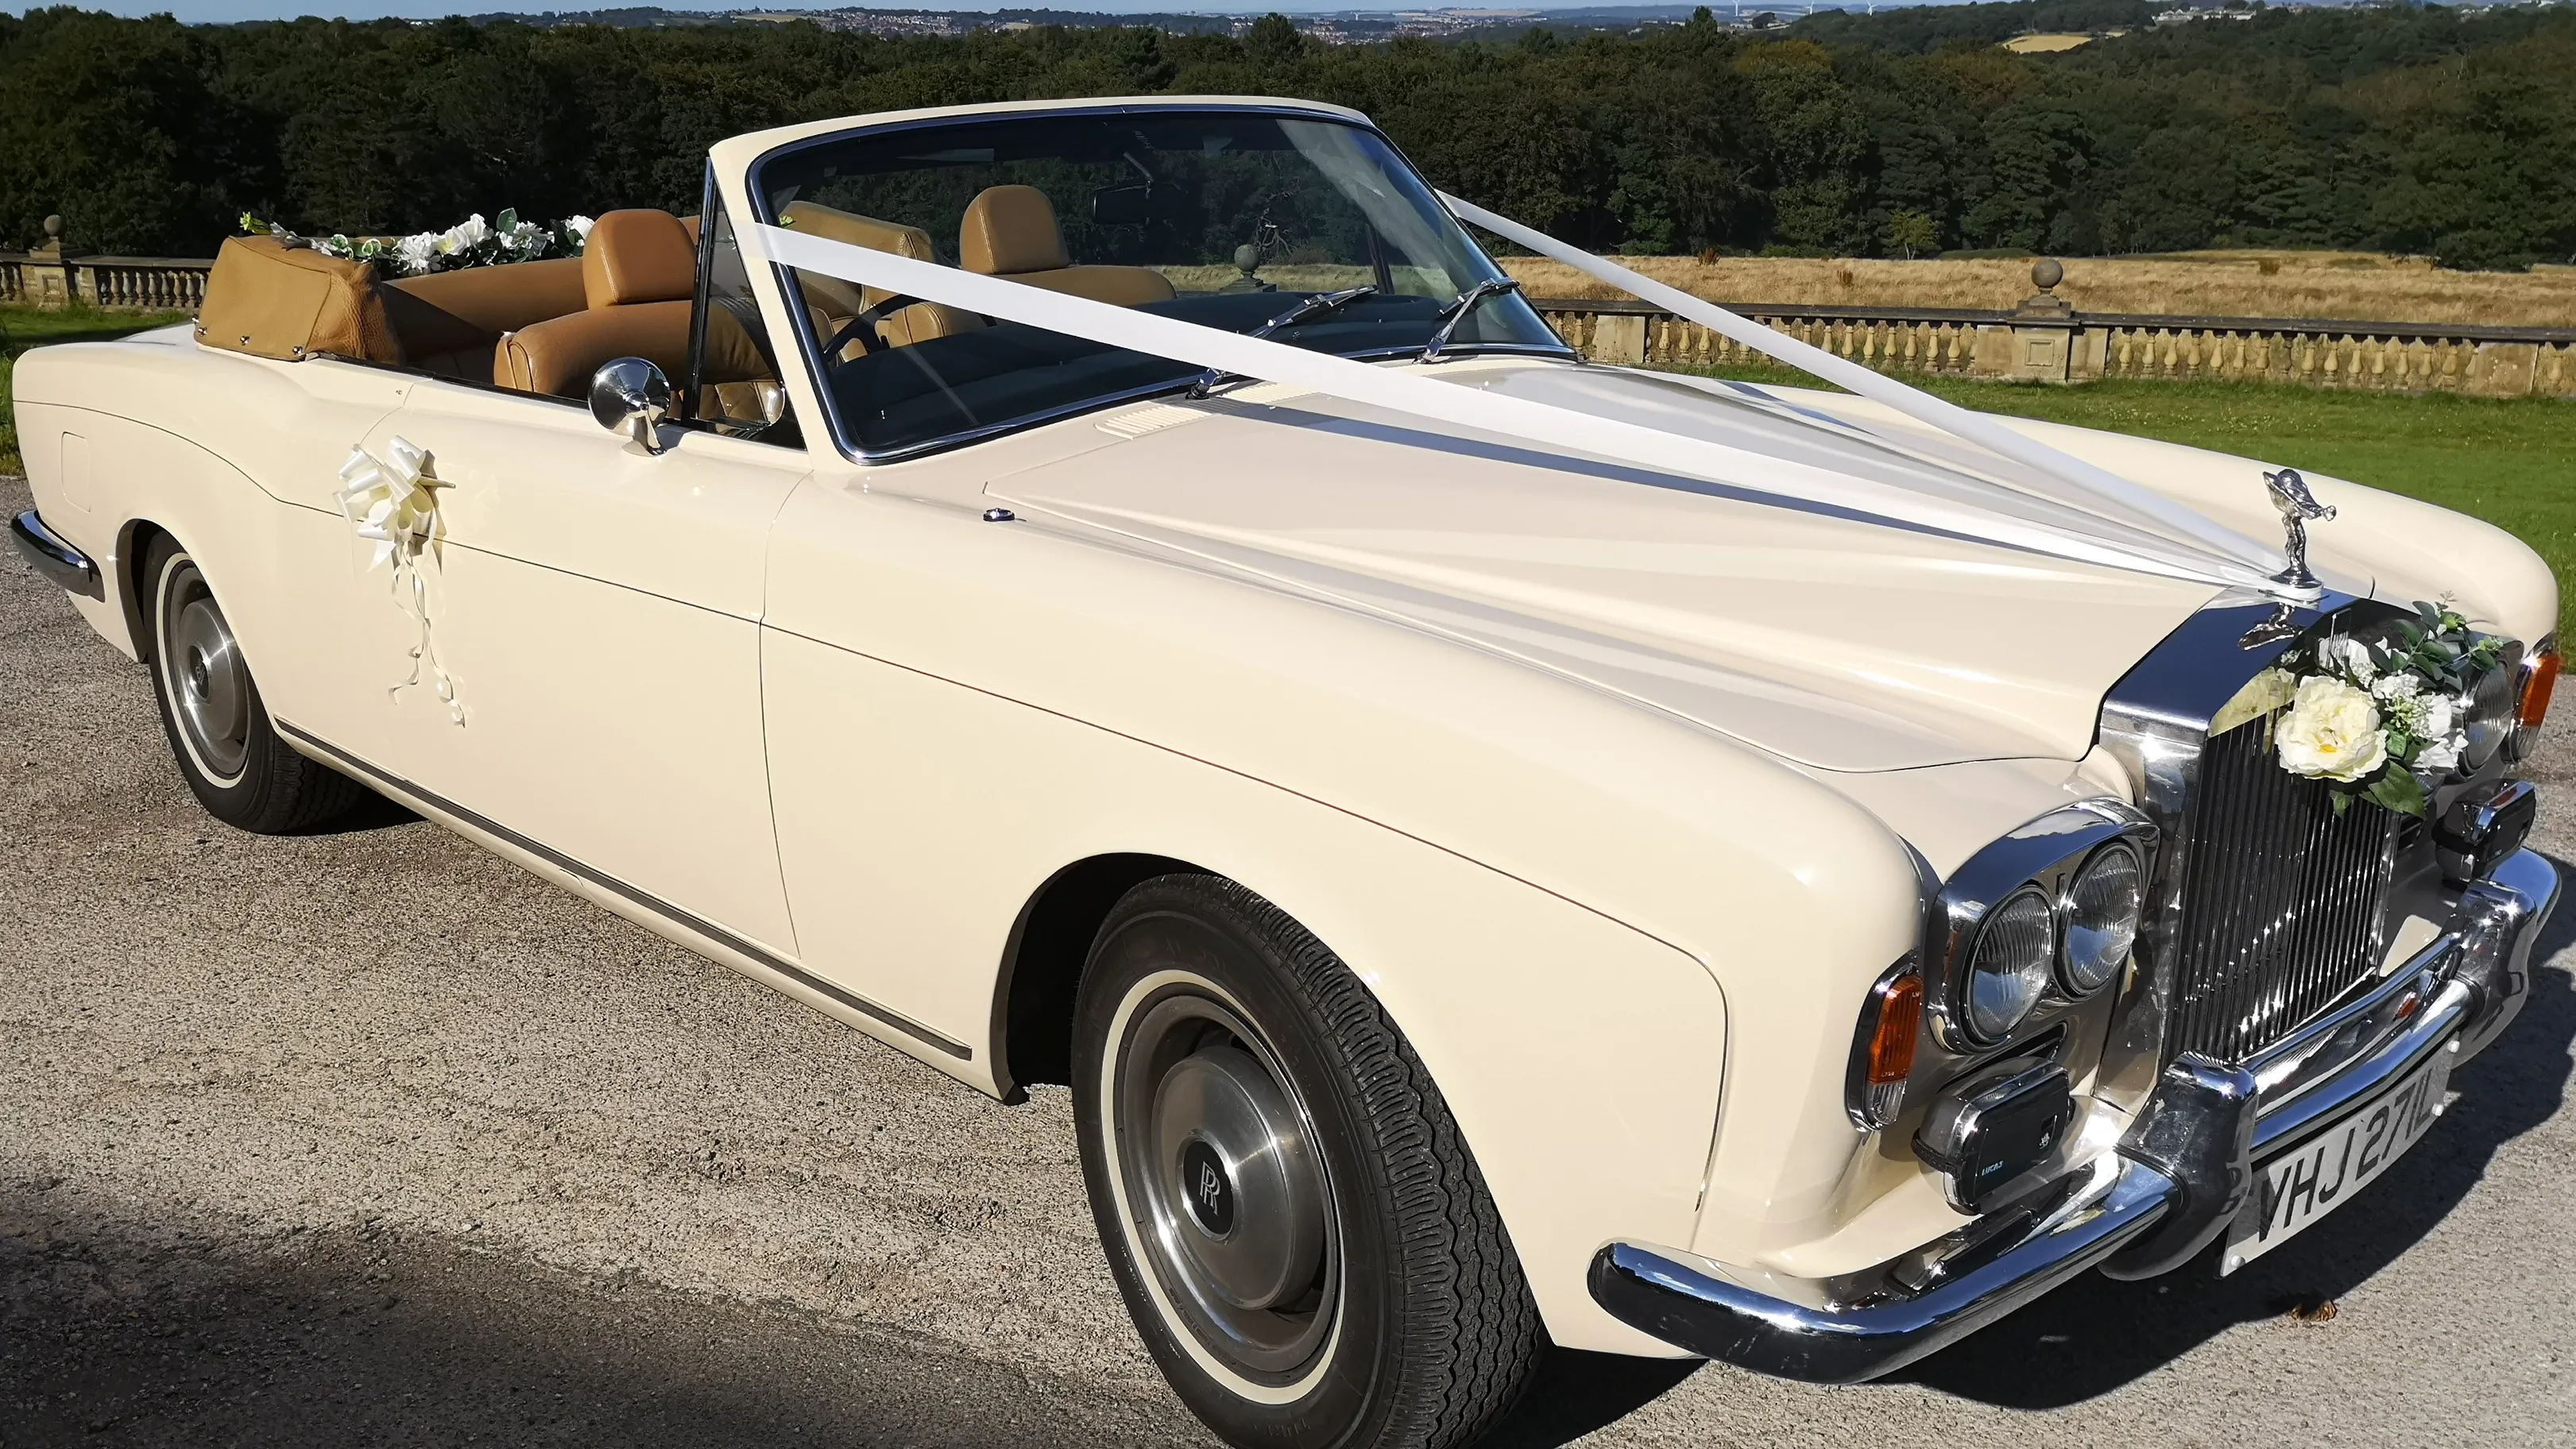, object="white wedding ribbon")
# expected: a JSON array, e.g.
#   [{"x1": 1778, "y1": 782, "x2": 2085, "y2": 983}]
[
  {"x1": 338, "y1": 435, "x2": 463, "y2": 724},
  {"x1": 746, "y1": 214, "x2": 2292, "y2": 595}
]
